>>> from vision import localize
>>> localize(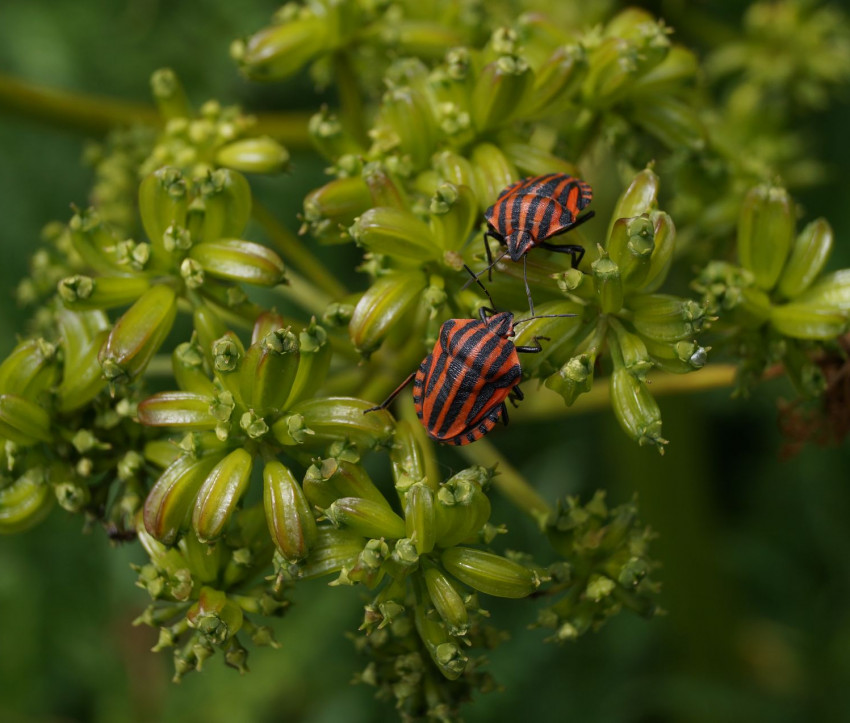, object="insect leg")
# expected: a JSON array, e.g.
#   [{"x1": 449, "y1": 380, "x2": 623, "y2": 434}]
[
  {"x1": 523, "y1": 254, "x2": 535, "y2": 316},
  {"x1": 539, "y1": 242, "x2": 585, "y2": 269},
  {"x1": 501, "y1": 402, "x2": 509, "y2": 426},
  {"x1": 515, "y1": 336, "x2": 550, "y2": 353},
  {"x1": 363, "y1": 371, "x2": 416, "y2": 414}
]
